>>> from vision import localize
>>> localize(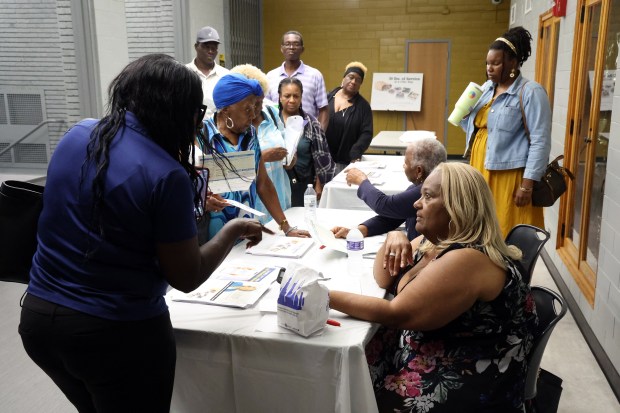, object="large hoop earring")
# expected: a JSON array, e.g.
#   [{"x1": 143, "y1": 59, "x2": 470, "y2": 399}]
[
  {"x1": 448, "y1": 219, "x2": 454, "y2": 234},
  {"x1": 509, "y1": 68, "x2": 516, "y2": 78},
  {"x1": 226, "y1": 116, "x2": 234, "y2": 129}
]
